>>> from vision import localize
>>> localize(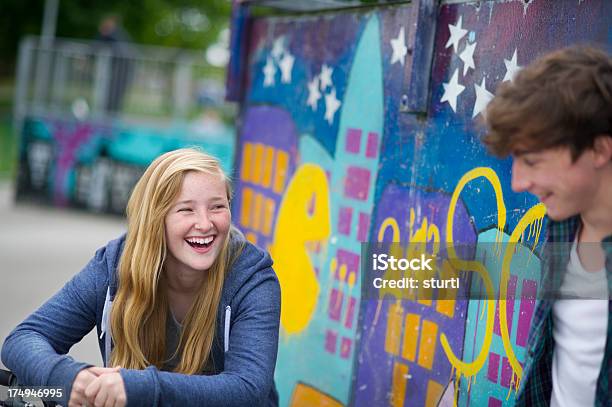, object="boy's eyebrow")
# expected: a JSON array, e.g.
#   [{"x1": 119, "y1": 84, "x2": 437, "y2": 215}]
[
  {"x1": 512, "y1": 149, "x2": 528, "y2": 156},
  {"x1": 512, "y1": 146, "x2": 540, "y2": 157}
]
